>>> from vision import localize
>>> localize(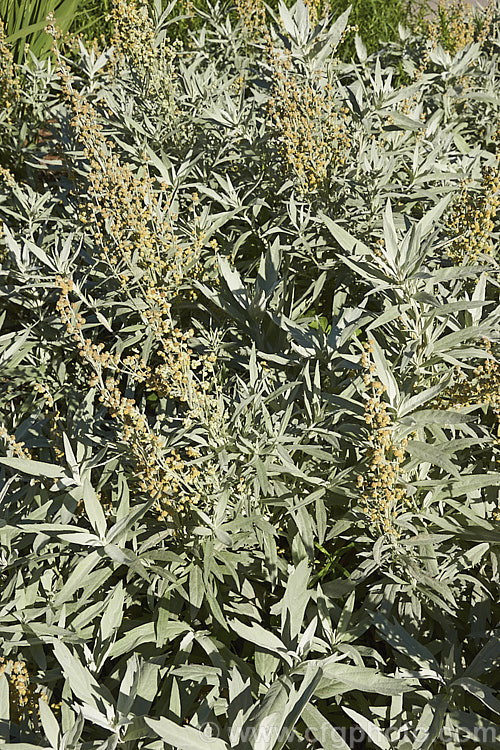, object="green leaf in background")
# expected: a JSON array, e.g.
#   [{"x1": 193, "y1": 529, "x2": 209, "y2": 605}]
[{"x1": 2, "y1": 0, "x2": 81, "y2": 63}]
